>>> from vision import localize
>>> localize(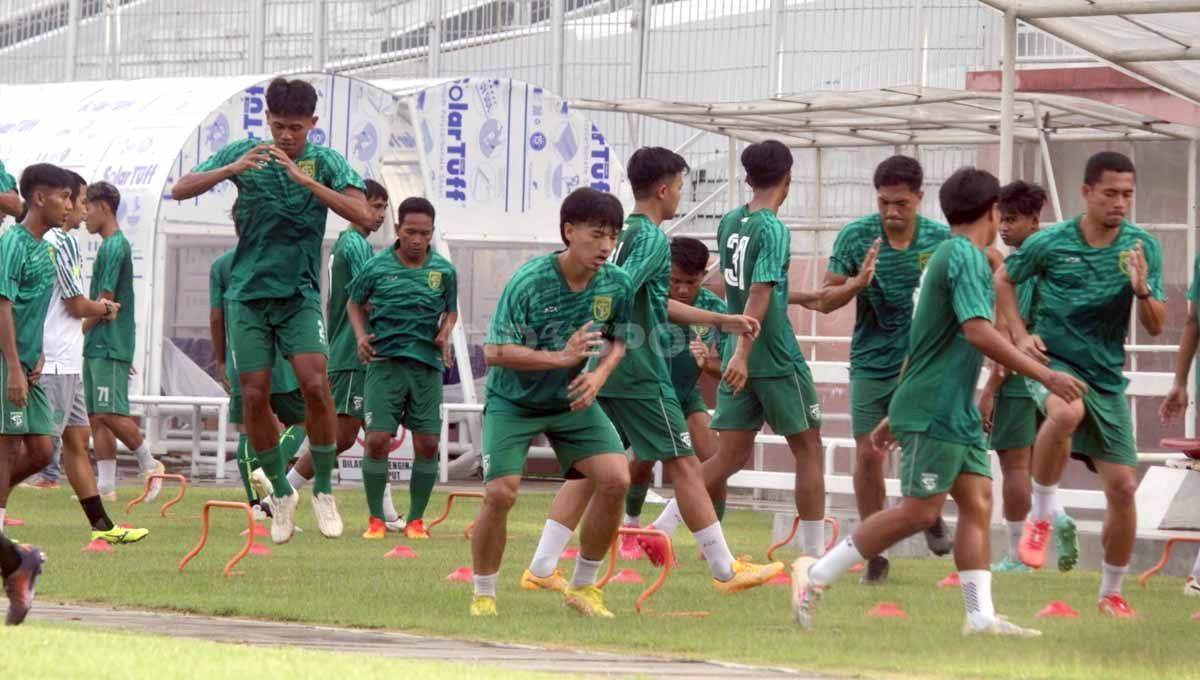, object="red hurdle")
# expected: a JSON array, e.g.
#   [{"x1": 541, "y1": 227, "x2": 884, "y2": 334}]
[
  {"x1": 597, "y1": 527, "x2": 673, "y2": 613},
  {"x1": 766, "y1": 516, "x2": 840, "y2": 561},
  {"x1": 178, "y1": 500, "x2": 256, "y2": 579},
  {"x1": 125, "y1": 473, "x2": 188, "y2": 517},
  {"x1": 425, "y1": 491, "x2": 484, "y2": 537}
]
